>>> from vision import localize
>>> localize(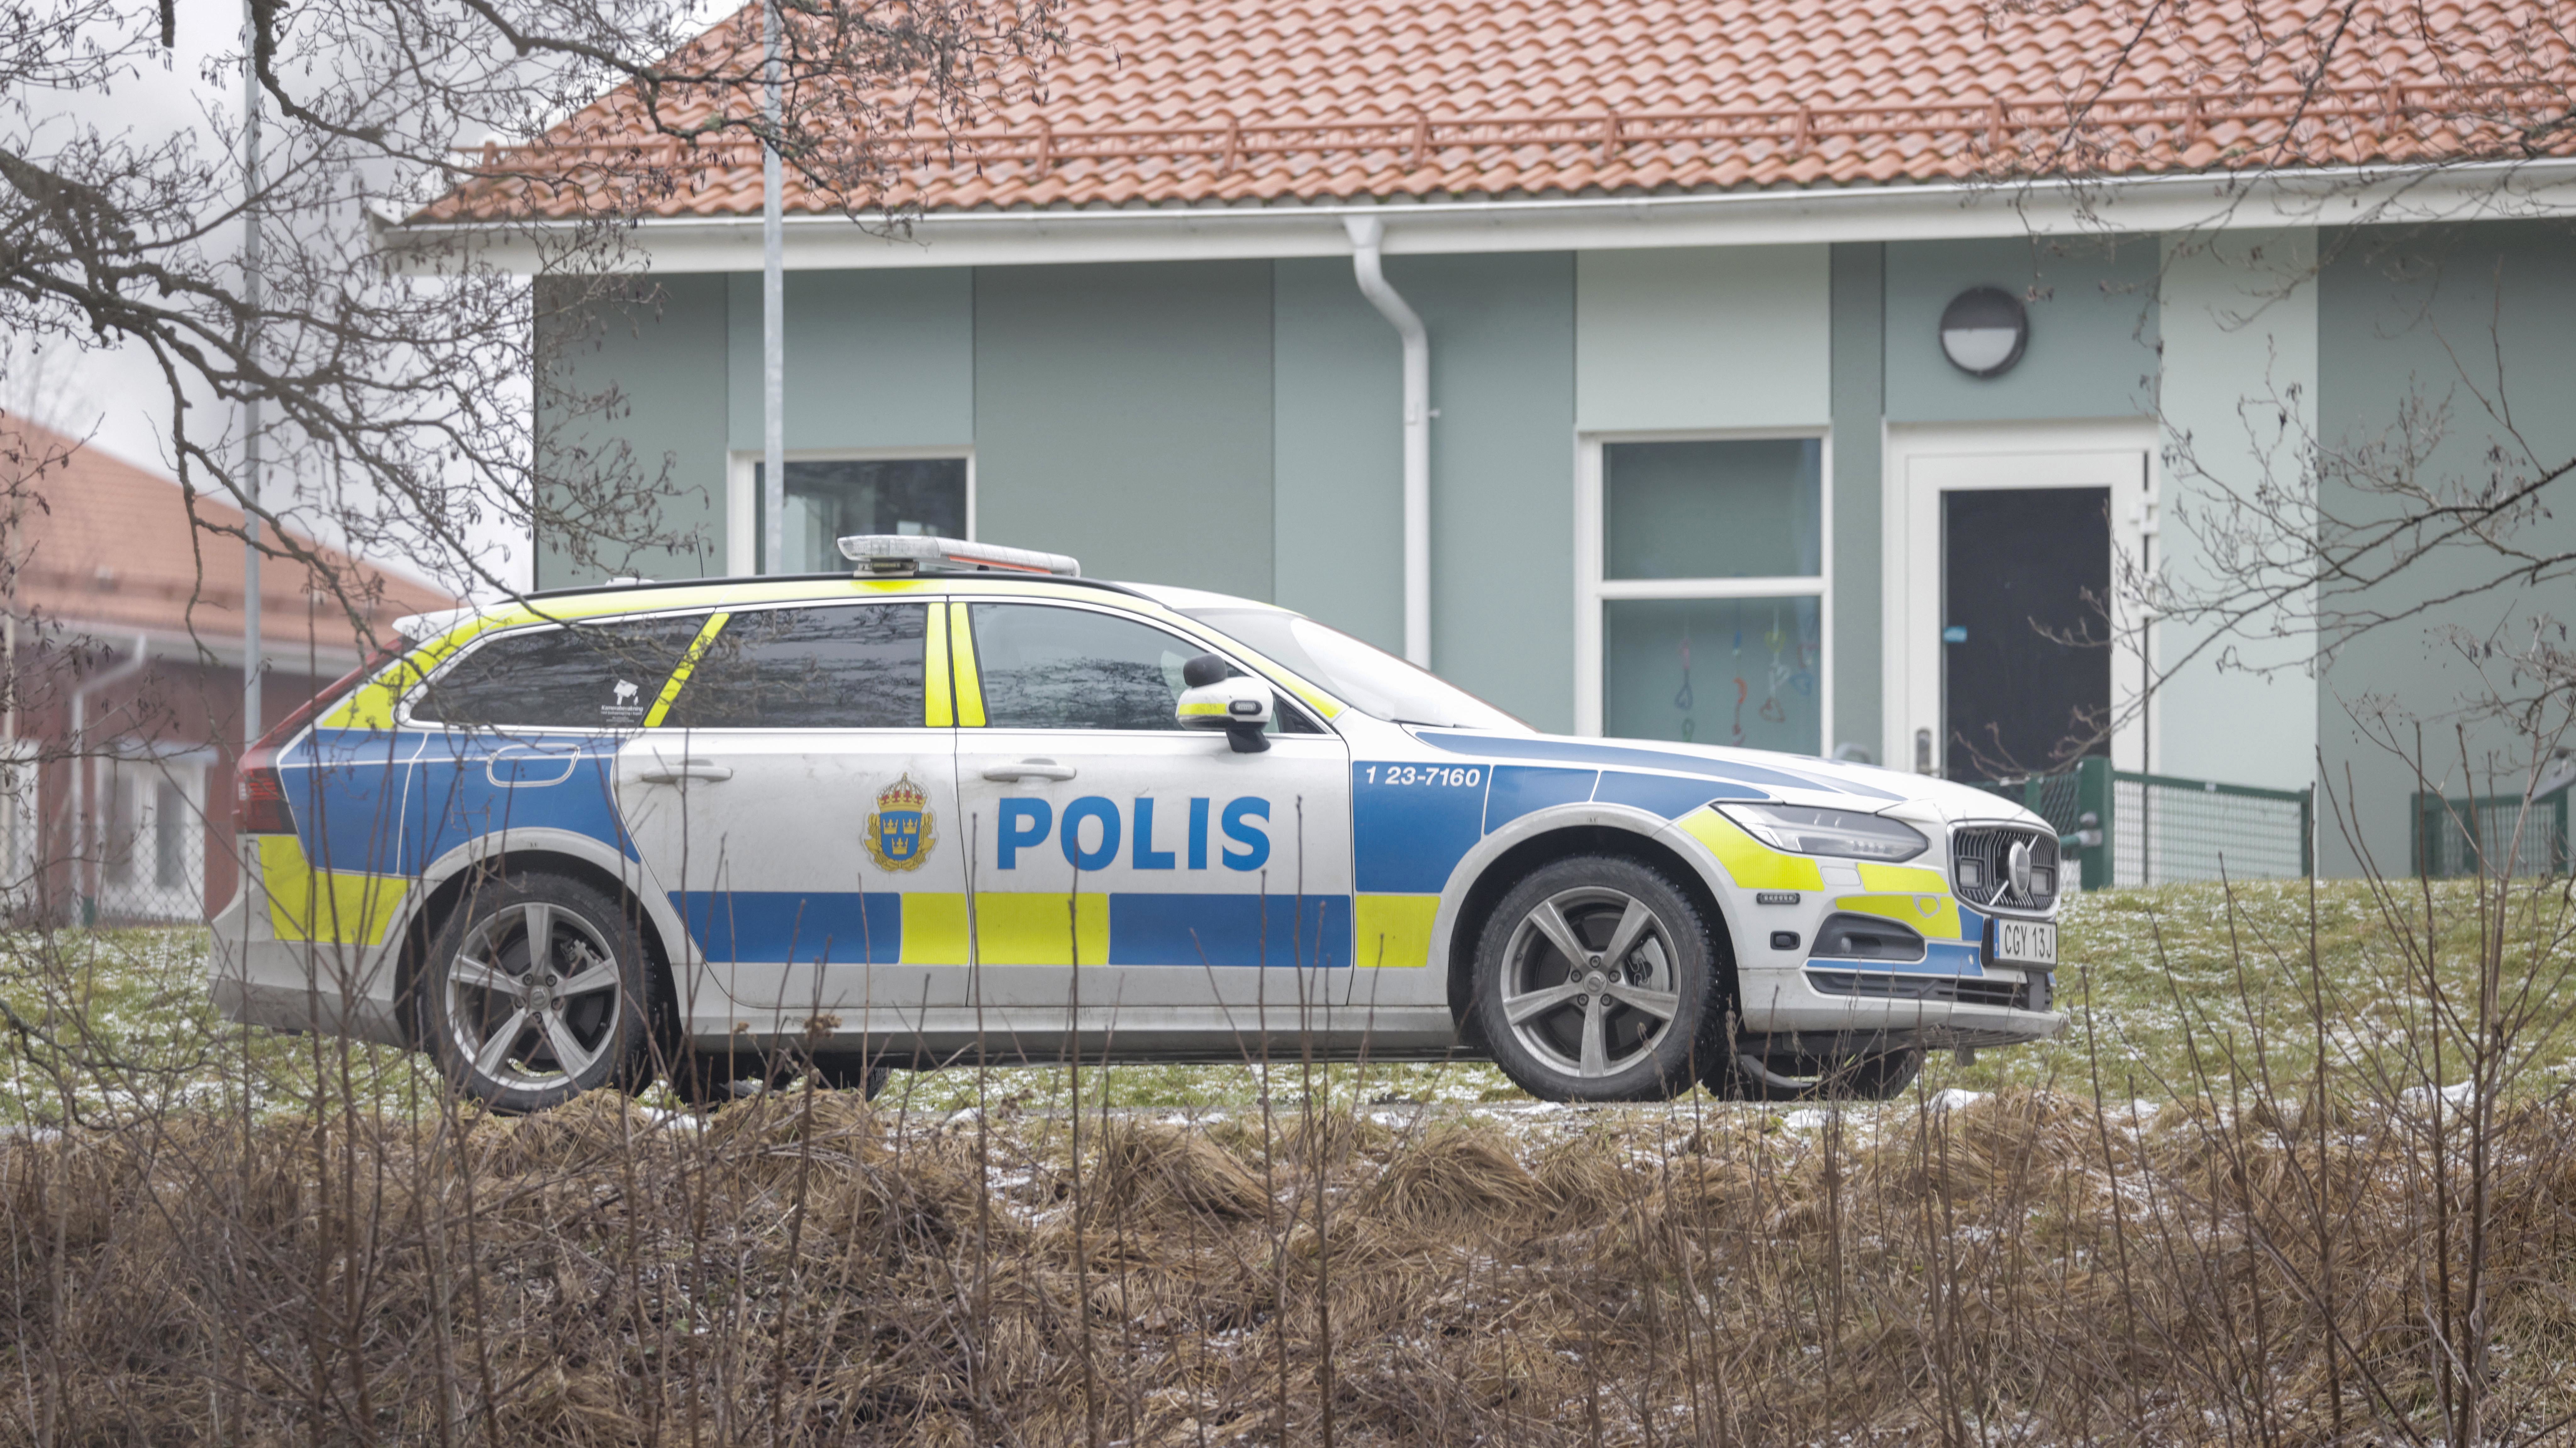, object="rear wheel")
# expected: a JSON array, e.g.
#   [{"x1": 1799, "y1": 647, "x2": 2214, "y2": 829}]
[
  {"x1": 418, "y1": 872, "x2": 653, "y2": 1114},
  {"x1": 1467, "y1": 856, "x2": 1722, "y2": 1103}
]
